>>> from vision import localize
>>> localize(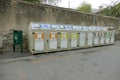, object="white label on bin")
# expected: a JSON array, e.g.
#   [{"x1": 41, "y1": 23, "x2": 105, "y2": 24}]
[
  {"x1": 34, "y1": 32, "x2": 44, "y2": 51},
  {"x1": 49, "y1": 32, "x2": 57, "y2": 49},
  {"x1": 60, "y1": 32, "x2": 67, "y2": 48},
  {"x1": 80, "y1": 33, "x2": 85, "y2": 47},
  {"x1": 71, "y1": 33, "x2": 77, "y2": 47},
  {"x1": 88, "y1": 33, "x2": 93, "y2": 46}
]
